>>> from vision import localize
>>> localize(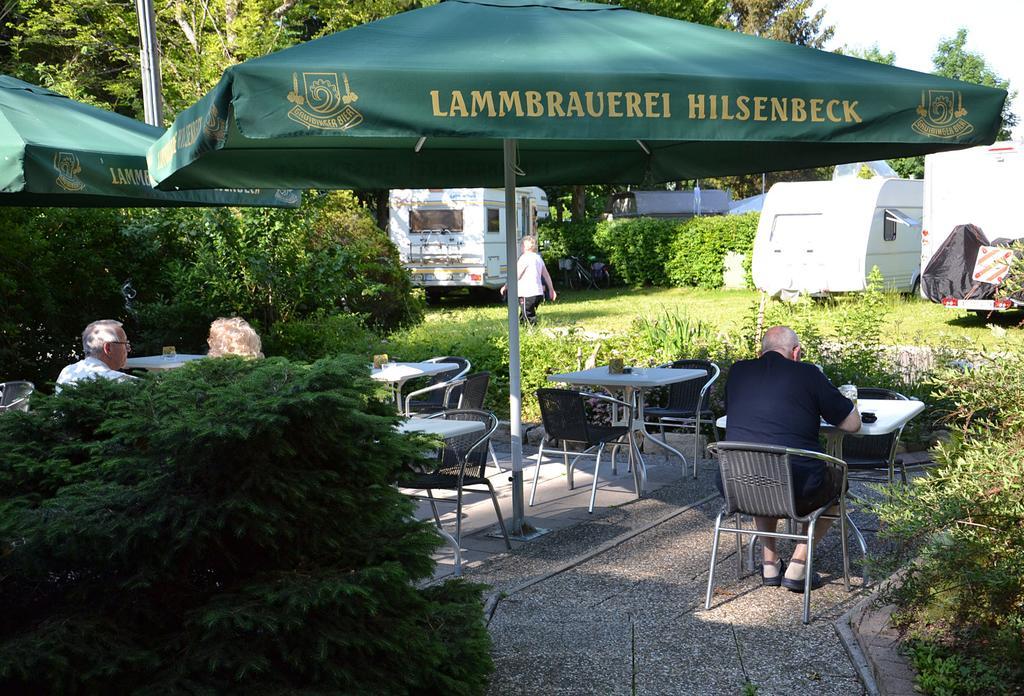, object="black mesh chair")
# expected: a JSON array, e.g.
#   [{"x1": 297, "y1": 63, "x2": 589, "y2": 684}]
[
  {"x1": 449, "y1": 372, "x2": 503, "y2": 472},
  {"x1": 451, "y1": 371, "x2": 490, "y2": 410},
  {"x1": 0, "y1": 381, "x2": 34, "y2": 413},
  {"x1": 843, "y1": 388, "x2": 911, "y2": 485},
  {"x1": 532, "y1": 388, "x2": 639, "y2": 514},
  {"x1": 644, "y1": 359, "x2": 720, "y2": 478},
  {"x1": 403, "y1": 356, "x2": 471, "y2": 415},
  {"x1": 705, "y1": 441, "x2": 858, "y2": 624},
  {"x1": 400, "y1": 409, "x2": 510, "y2": 552}
]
